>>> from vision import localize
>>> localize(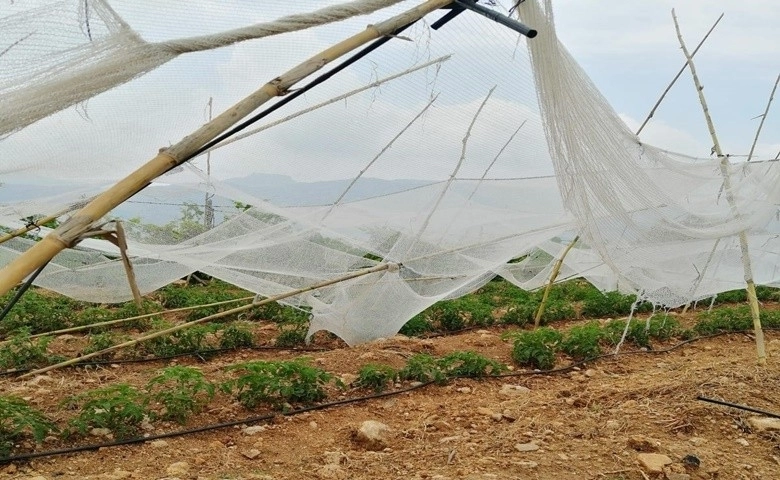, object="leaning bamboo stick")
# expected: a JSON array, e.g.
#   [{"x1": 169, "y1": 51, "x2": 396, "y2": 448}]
[
  {"x1": 746, "y1": 73, "x2": 779, "y2": 162},
  {"x1": 0, "y1": 295, "x2": 256, "y2": 344},
  {"x1": 534, "y1": 235, "x2": 578, "y2": 328},
  {"x1": 0, "y1": 0, "x2": 453, "y2": 297},
  {"x1": 19, "y1": 263, "x2": 393, "y2": 378},
  {"x1": 105, "y1": 222, "x2": 143, "y2": 308},
  {"x1": 0, "y1": 209, "x2": 71, "y2": 246},
  {"x1": 673, "y1": 9, "x2": 766, "y2": 365},
  {"x1": 636, "y1": 13, "x2": 723, "y2": 136}
]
